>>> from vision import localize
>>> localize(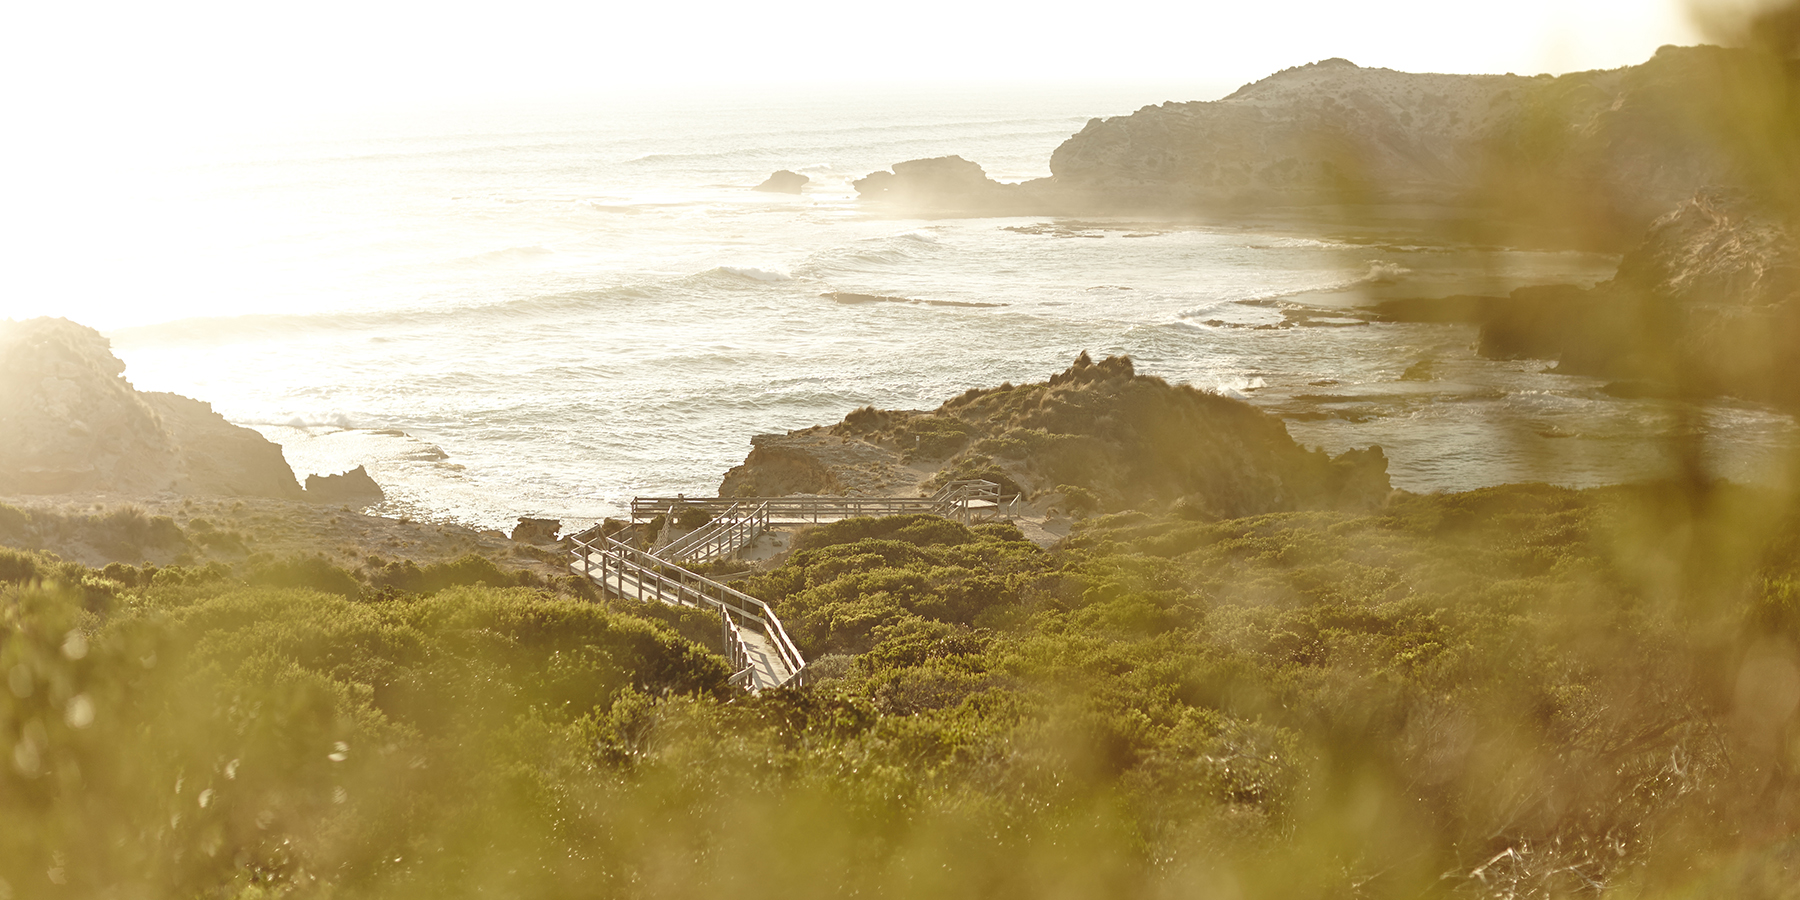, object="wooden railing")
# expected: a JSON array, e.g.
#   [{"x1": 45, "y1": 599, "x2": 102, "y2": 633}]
[
  {"x1": 571, "y1": 532, "x2": 807, "y2": 690},
  {"x1": 570, "y1": 481, "x2": 1021, "y2": 693},
  {"x1": 632, "y1": 480, "x2": 1017, "y2": 525},
  {"x1": 655, "y1": 501, "x2": 771, "y2": 564}
]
